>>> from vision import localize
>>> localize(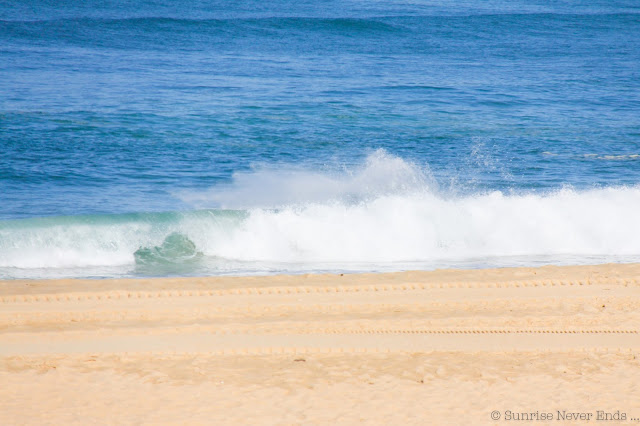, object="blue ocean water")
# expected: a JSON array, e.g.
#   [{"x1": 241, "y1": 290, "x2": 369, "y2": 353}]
[{"x1": 1, "y1": 0, "x2": 640, "y2": 278}]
